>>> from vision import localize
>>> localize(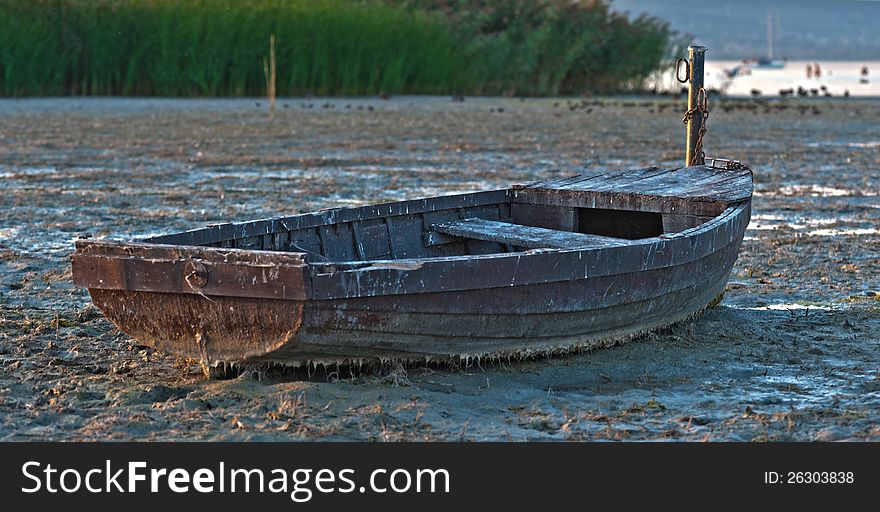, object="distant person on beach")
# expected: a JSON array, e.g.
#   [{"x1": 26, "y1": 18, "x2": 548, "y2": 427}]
[
  {"x1": 862, "y1": 65, "x2": 870, "y2": 77},
  {"x1": 814, "y1": 63, "x2": 822, "y2": 78},
  {"x1": 806, "y1": 64, "x2": 813, "y2": 79}
]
